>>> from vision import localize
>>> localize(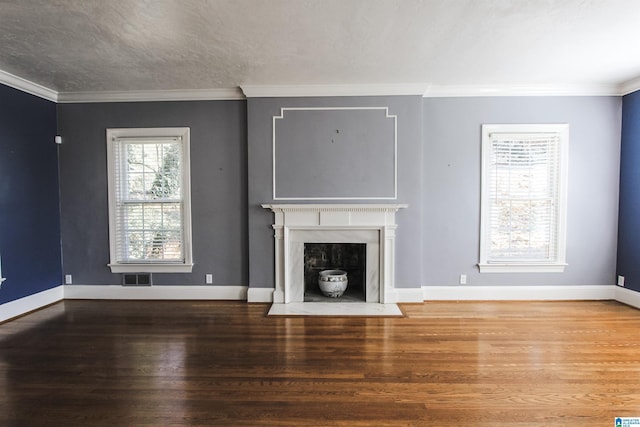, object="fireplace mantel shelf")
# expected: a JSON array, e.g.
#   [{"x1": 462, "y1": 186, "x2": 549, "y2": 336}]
[
  {"x1": 262, "y1": 204, "x2": 408, "y2": 228},
  {"x1": 262, "y1": 203, "x2": 408, "y2": 212}
]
